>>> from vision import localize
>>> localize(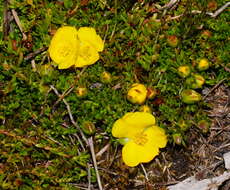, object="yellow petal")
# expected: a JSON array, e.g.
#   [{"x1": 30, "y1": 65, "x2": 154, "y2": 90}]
[
  {"x1": 122, "y1": 140, "x2": 159, "y2": 167},
  {"x1": 77, "y1": 27, "x2": 104, "y2": 52},
  {"x1": 48, "y1": 26, "x2": 80, "y2": 69},
  {"x1": 112, "y1": 112, "x2": 156, "y2": 138},
  {"x1": 75, "y1": 42, "x2": 99, "y2": 67},
  {"x1": 144, "y1": 126, "x2": 168, "y2": 148}
]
